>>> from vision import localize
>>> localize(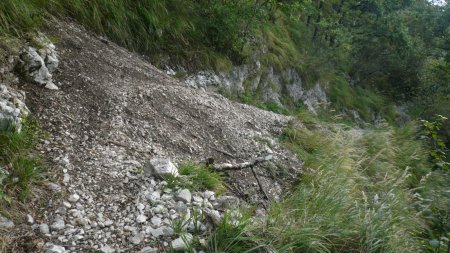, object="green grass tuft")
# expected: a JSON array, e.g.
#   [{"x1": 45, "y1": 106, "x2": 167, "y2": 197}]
[
  {"x1": 0, "y1": 117, "x2": 45, "y2": 201},
  {"x1": 206, "y1": 211, "x2": 266, "y2": 253},
  {"x1": 164, "y1": 162, "x2": 226, "y2": 194}
]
